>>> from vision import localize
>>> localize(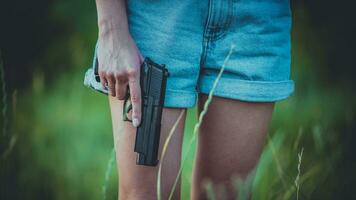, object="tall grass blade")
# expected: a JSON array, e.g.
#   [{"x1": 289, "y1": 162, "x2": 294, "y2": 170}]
[
  {"x1": 203, "y1": 179, "x2": 216, "y2": 200},
  {"x1": 102, "y1": 148, "x2": 116, "y2": 200},
  {"x1": 294, "y1": 147, "x2": 304, "y2": 200},
  {"x1": 168, "y1": 44, "x2": 235, "y2": 200},
  {"x1": 283, "y1": 162, "x2": 320, "y2": 200},
  {"x1": 233, "y1": 168, "x2": 256, "y2": 200},
  {"x1": 267, "y1": 132, "x2": 288, "y2": 189},
  {"x1": 157, "y1": 109, "x2": 186, "y2": 200},
  {"x1": 293, "y1": 127, "x2": 303, "y2": 151}
]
